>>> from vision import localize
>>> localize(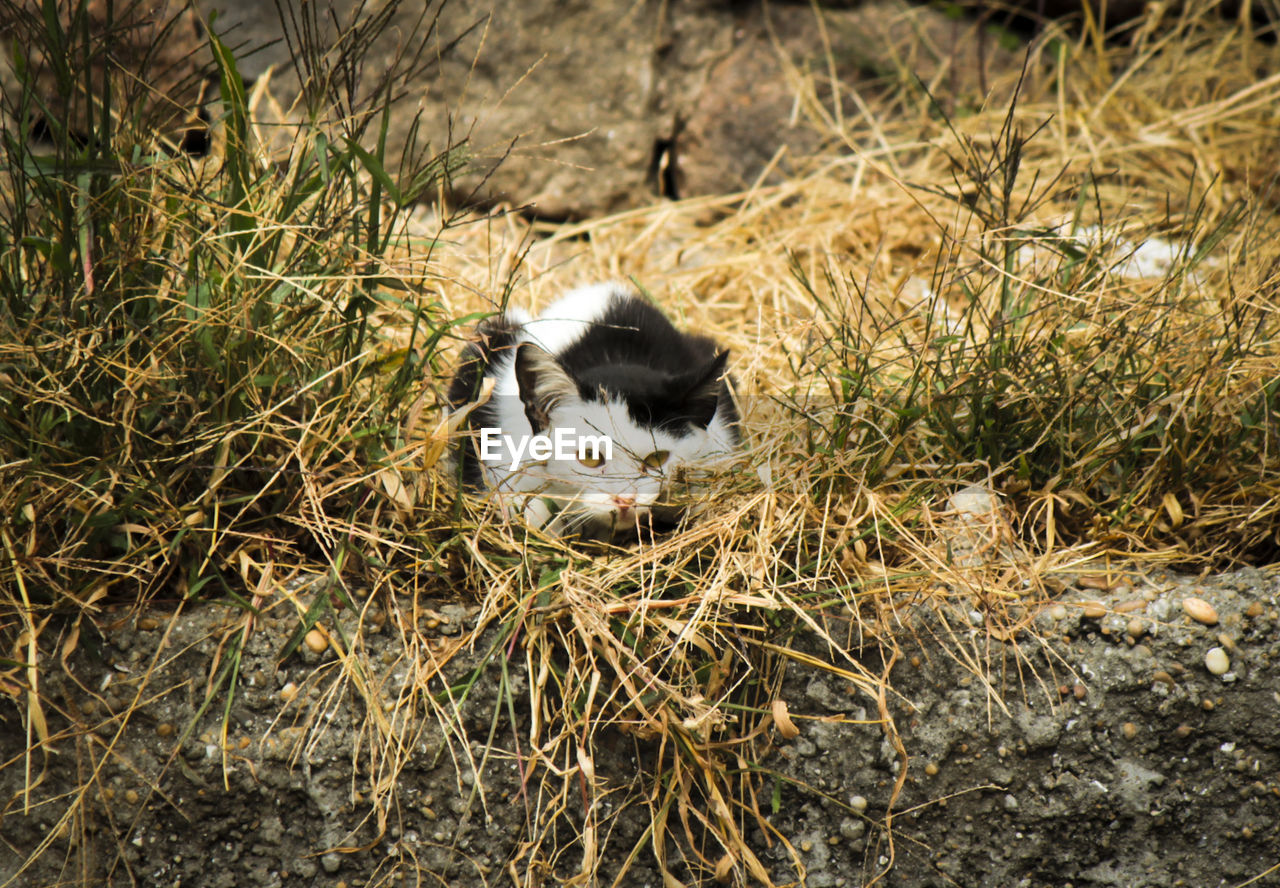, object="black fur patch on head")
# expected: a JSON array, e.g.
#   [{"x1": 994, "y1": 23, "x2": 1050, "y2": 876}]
[{"x1": 553, "y1": 295, "x2": 738, "y2": 437}]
